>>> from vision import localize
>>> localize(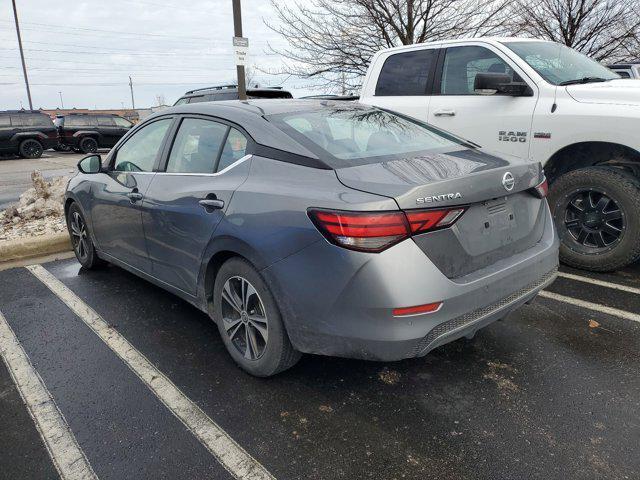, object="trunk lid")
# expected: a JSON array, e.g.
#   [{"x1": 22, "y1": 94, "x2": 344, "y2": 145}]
[{"x1": 335, "y1": 148, "x2": 546, "y2": 278}]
